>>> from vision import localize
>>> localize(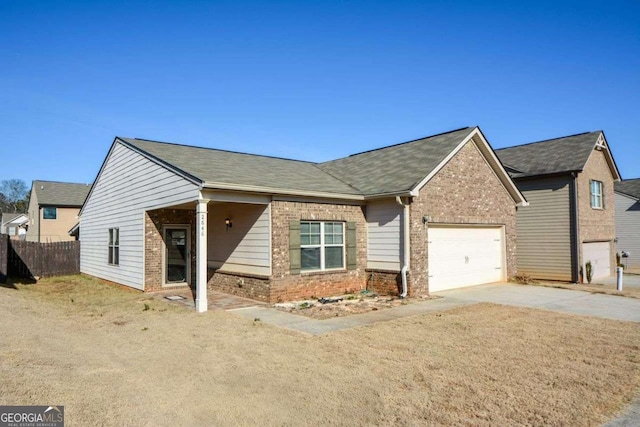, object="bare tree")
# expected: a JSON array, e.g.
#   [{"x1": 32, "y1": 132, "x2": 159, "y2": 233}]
[{"x1": 0, "y1": 179, "x2": 29, "y2": 213}]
